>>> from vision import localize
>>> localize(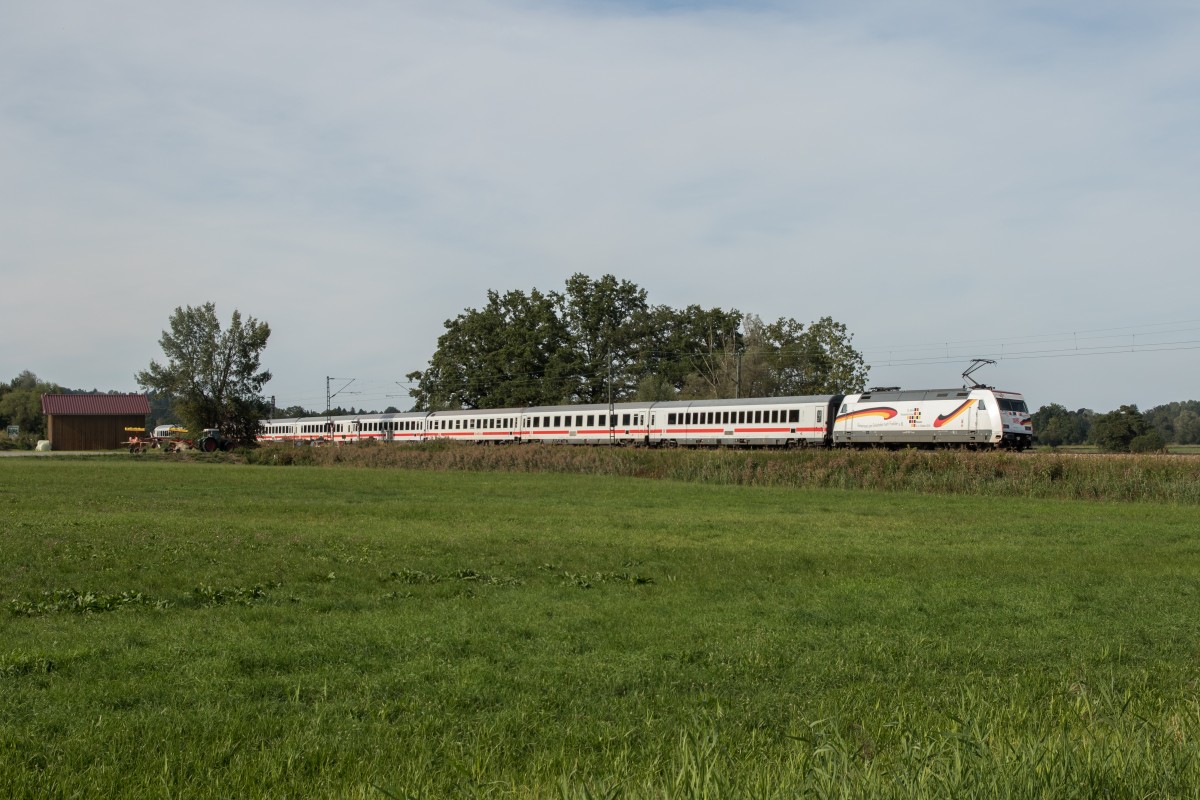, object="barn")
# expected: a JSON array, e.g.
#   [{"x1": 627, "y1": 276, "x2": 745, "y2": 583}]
[{"x1": 41, "y1": 393, "x2": 151, "y2": 451}]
